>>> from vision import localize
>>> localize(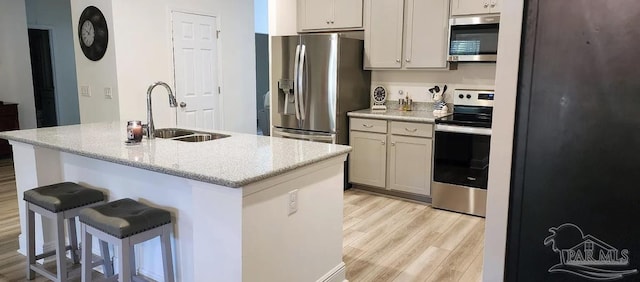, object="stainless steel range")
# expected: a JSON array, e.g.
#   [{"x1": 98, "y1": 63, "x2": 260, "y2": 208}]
[{"x1": 432, "y1": 89, "x2": 494, "y2": 217}]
